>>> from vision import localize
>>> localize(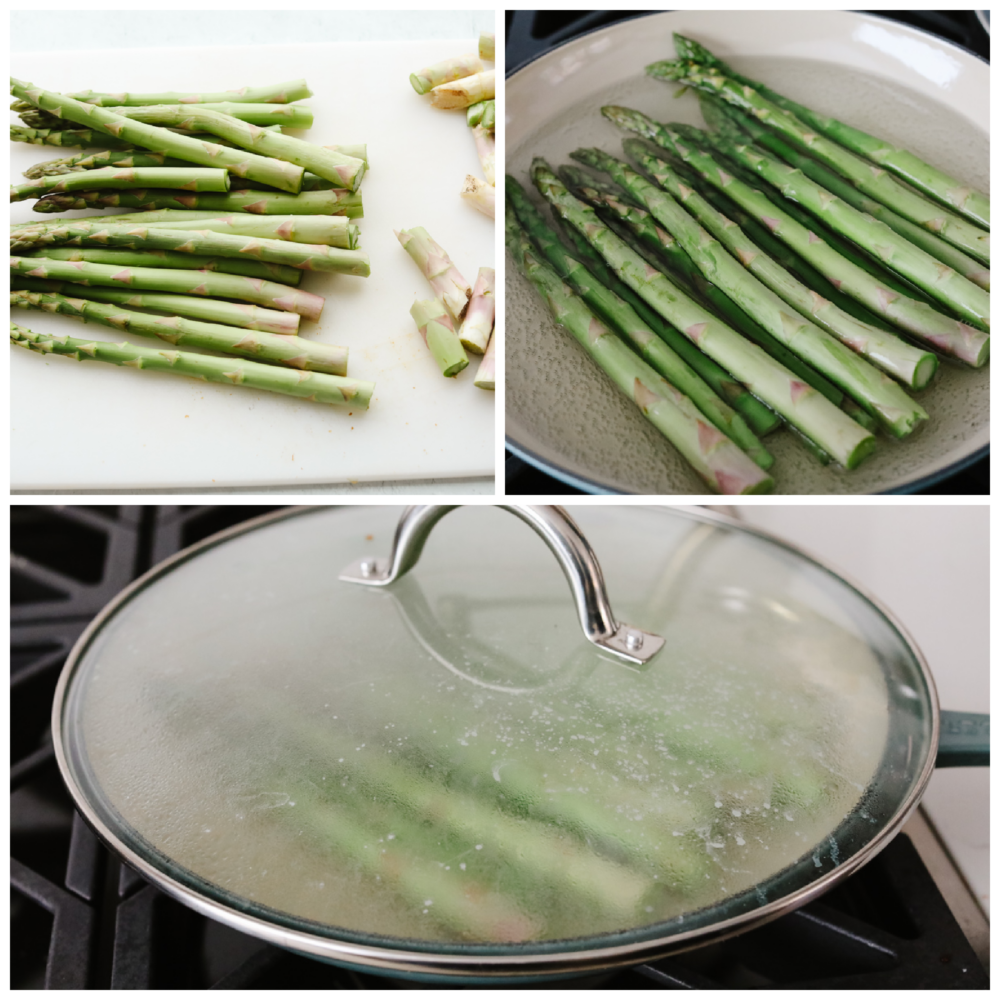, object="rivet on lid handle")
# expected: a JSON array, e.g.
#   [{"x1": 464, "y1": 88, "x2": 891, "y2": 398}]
[{"x1": 338, "y1": 504, "x2": 666, "y2": 666}]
